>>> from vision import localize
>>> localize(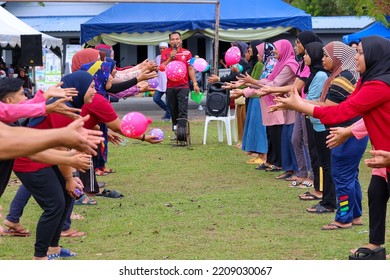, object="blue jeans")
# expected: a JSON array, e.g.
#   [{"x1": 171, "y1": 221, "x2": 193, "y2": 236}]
[{"x1": 153, "y1": 90, "x2": 170, "y2": 118}]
